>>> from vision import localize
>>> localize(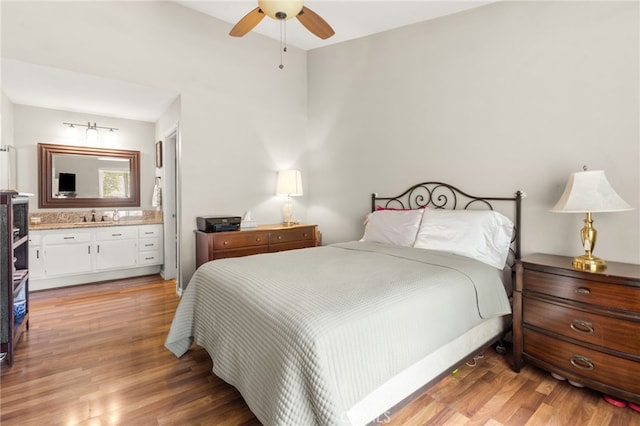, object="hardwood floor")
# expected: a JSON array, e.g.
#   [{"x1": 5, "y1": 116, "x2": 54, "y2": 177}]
[{"x1": 1, "y1": 275, "x2": 638, "y2": 425}]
